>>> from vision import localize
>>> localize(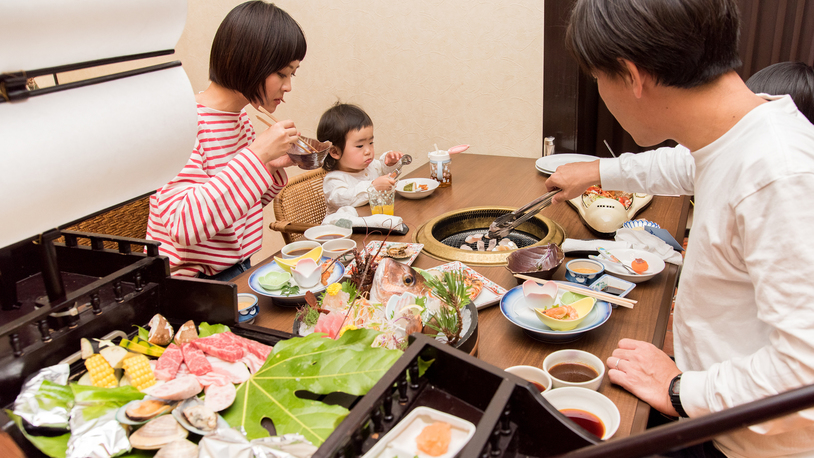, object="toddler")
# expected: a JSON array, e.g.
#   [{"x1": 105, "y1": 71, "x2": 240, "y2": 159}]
[{"x1": 318, "y1": 103, "x2": 403, "y2": 216}]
